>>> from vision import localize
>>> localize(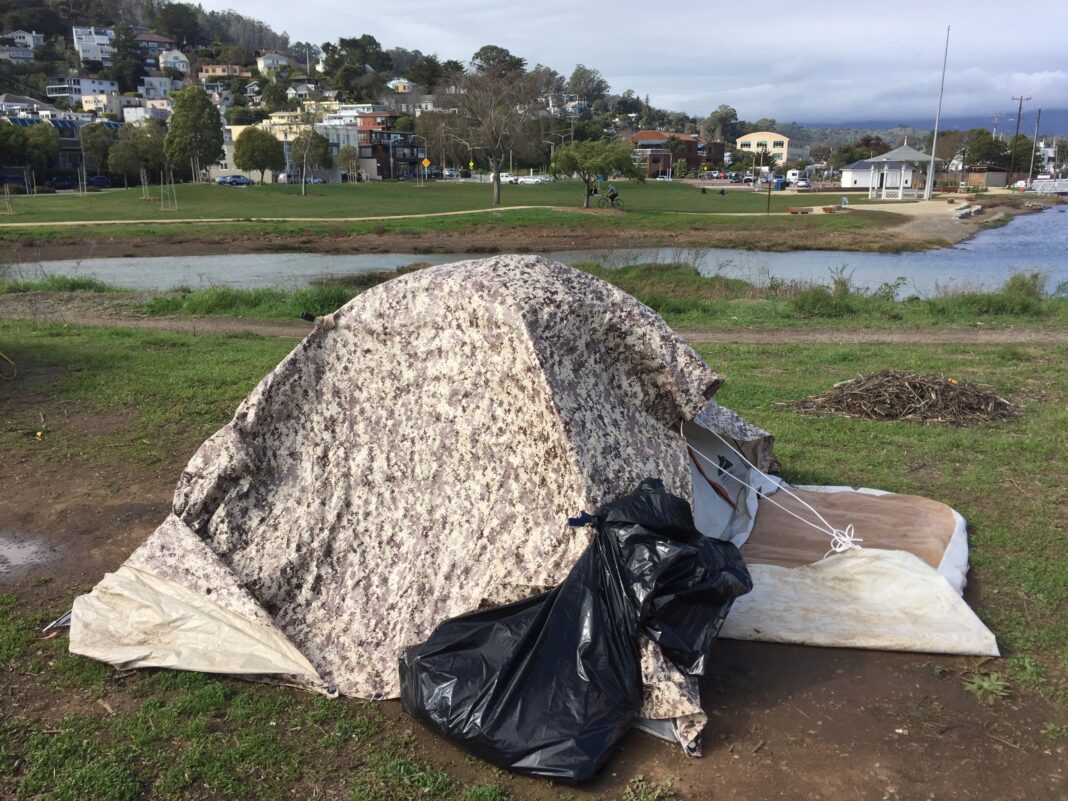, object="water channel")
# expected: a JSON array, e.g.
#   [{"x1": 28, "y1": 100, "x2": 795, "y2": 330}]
[{"x1": 11, "y1": 207, "x2": 1068, "y2": 297}]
